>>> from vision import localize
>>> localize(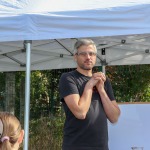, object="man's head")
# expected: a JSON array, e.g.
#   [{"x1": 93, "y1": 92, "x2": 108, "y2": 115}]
[{"x1": 74, "y1": 39, "x2": 97, "y2": 71}]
